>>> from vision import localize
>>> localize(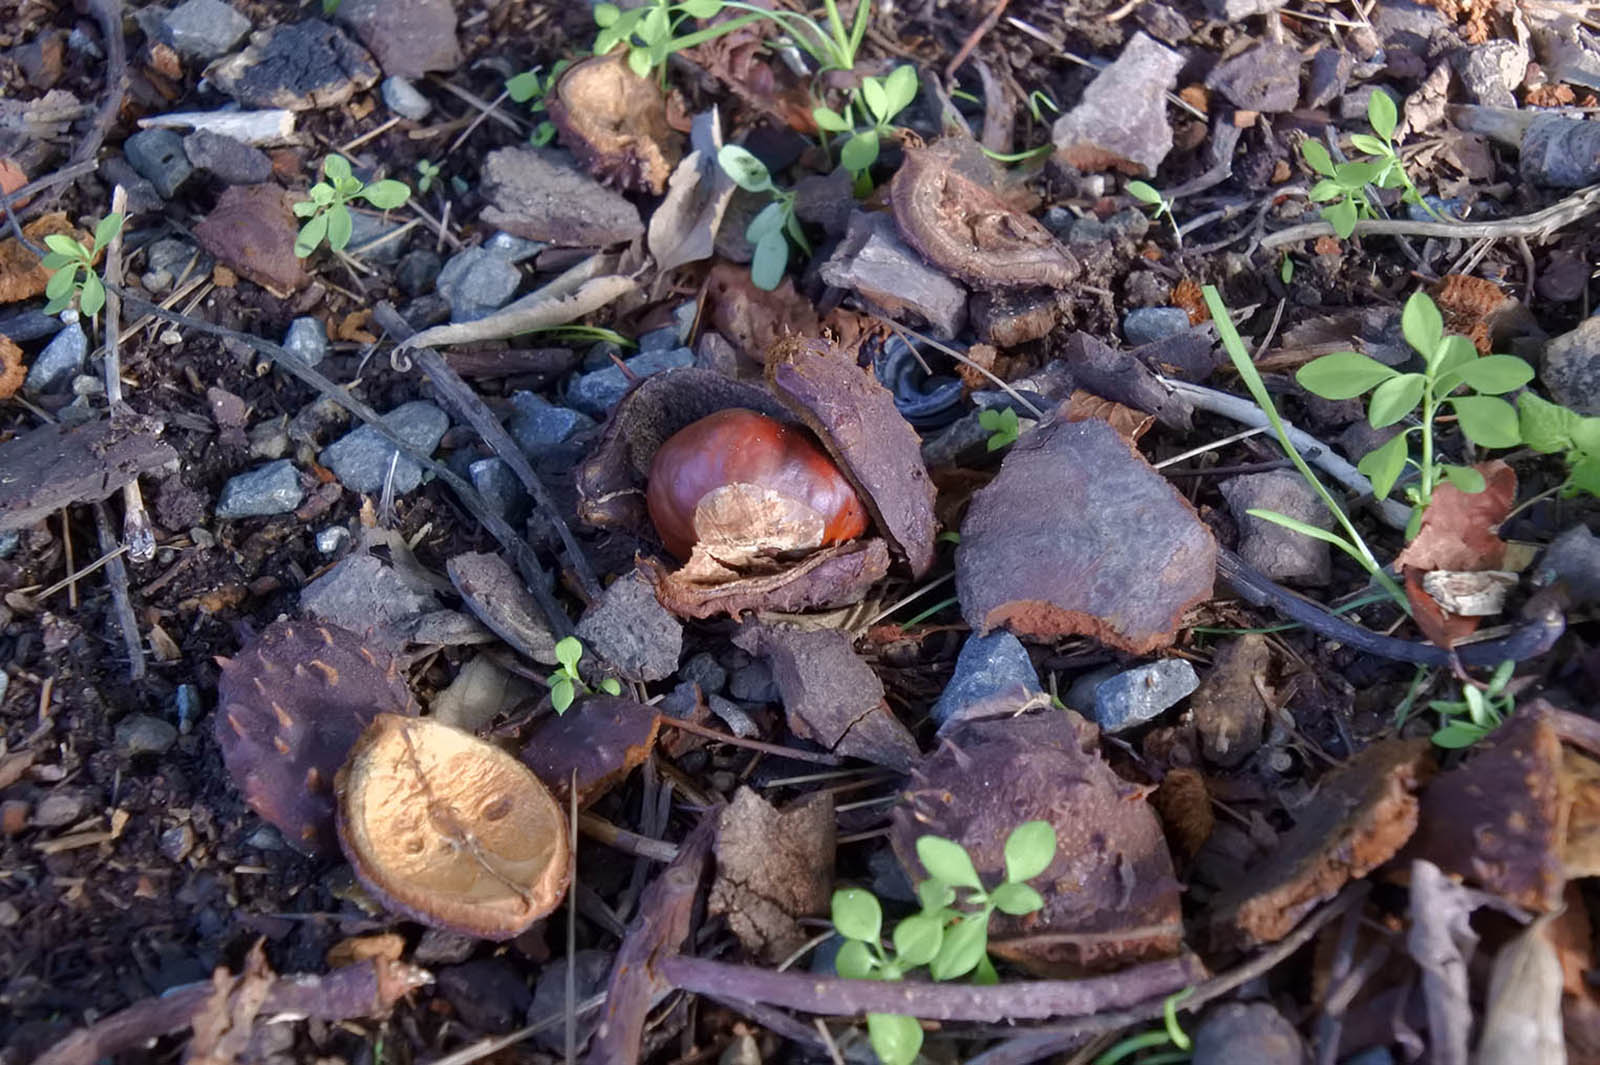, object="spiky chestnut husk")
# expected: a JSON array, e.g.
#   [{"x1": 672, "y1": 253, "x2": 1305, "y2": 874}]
[{"x1": 215, "y1": 620, "x2": 416, "y2": 855}]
